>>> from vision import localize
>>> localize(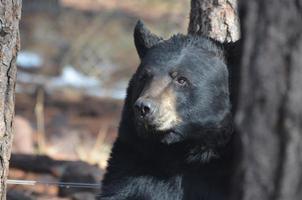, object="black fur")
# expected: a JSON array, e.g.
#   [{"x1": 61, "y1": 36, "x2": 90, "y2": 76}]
[{"x1": 99, "y1": 21, "x2": 235, "y2": 200}]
